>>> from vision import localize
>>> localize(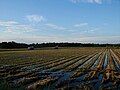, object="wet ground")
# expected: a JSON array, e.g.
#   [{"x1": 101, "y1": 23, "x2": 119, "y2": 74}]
[{"x1": 0, "y1": 48, "x2": 120, "y2": 90}]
